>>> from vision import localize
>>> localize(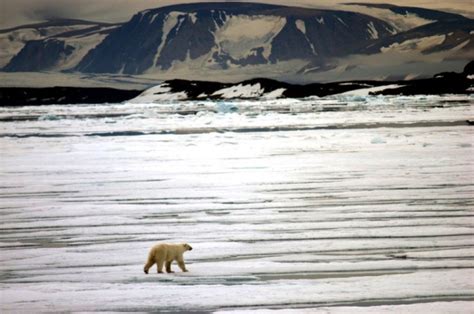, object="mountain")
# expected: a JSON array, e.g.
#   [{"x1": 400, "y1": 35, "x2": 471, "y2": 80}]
[
  {"x1": 347, "y1": 3, "x2": 473, "y2": 55},
  {"x1": 1, "y1": 19, "x2": 120, "y2": 72},
  {"x1": 74, "y1": 2, "x2": 395, "y2": 75},
  {"x1": 0, "y1": 2, "x2": 473, "y2": 82}
]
